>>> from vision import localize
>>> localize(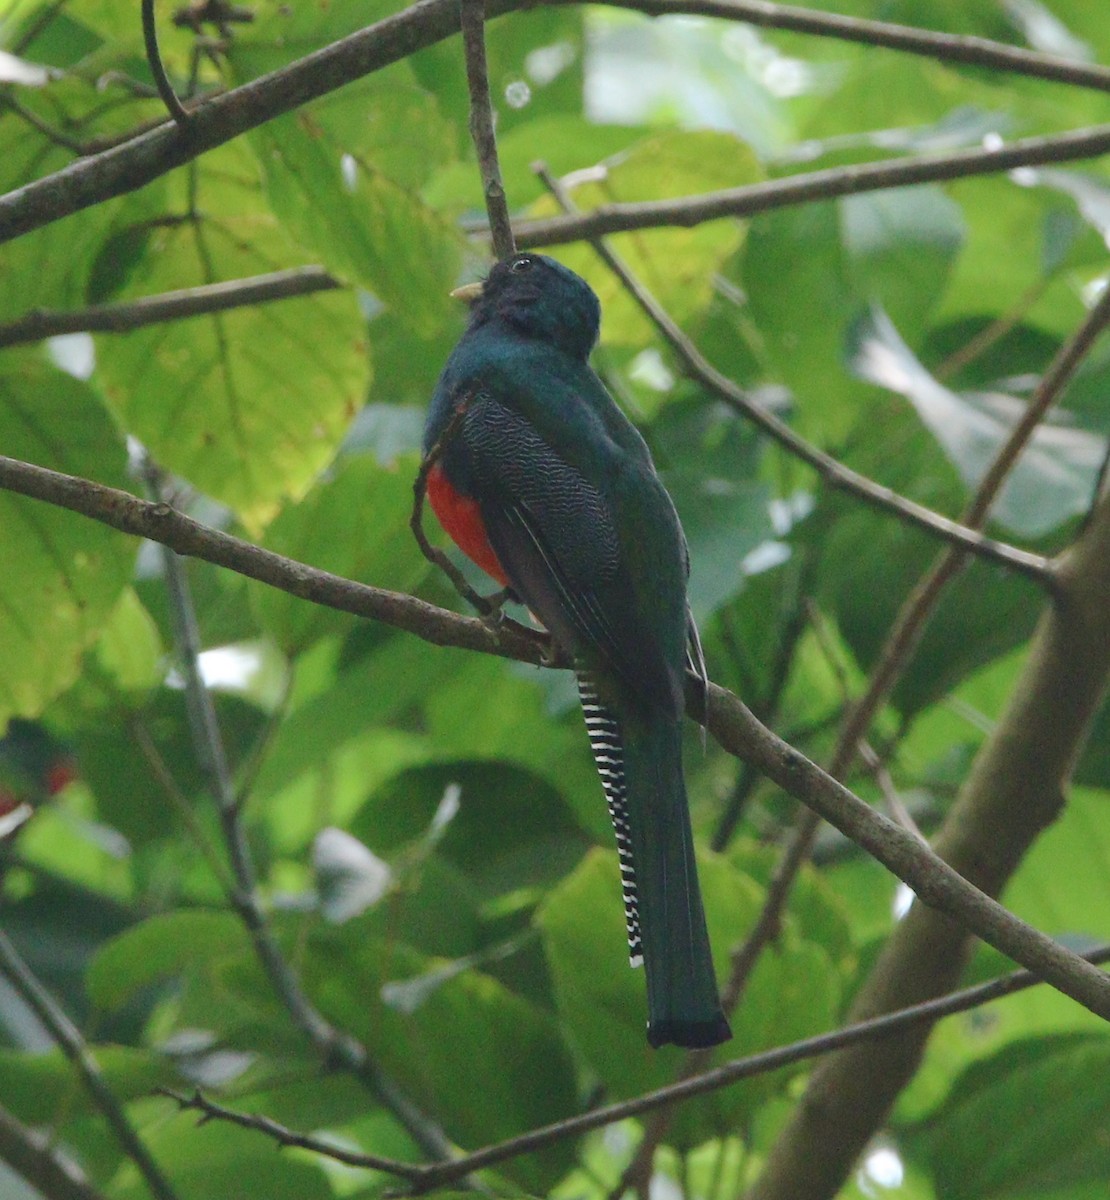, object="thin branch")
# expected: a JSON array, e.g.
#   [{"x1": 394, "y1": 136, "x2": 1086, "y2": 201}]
[
  {"x1": 0, "y1": 454, "x2": 1107, "y2": 1016},
  {"x1": 159, "y1": 1089, "x2": 424, "y2": 1176},
  {"x1": 0, "y1": 267, "x2": 341, "y2": 348},
  {"x1": 7, "y1": 0, "x2": 1110, "y2": 246},
  {"x1": 163, "y1": 941, "x2": 1110, "y2": 1191},
  {"x1": 605, "y1": 0, "x2": 1110, "y2": 93},
  {"x1": 0, "y1": 1100, "x2": 111, "y2": 1200},
  {"x1": 515, "y1": 124, "x2": 1110, "y2": 249},
  {"x1": 136, "y1": 455, "x2": 457, "y2": 1164},
  {"x1": 0, "y1": 930, "x2": 180, "y2": 1200},
  {"x1": 142, "y1": 0, "x2": 191, "y2": 127},
  {"x1": 460, "y1": 0, "x2": 514, "y2": 260},
  {"x1": 532, "y1": 164, "x2": 1053, "y2": 584}
]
